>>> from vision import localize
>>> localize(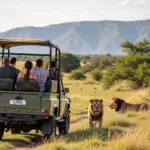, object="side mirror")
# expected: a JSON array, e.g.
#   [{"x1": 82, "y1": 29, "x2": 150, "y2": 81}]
[{"x1": 64, "y1": 88, "x2": 69, "y2": 93}]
